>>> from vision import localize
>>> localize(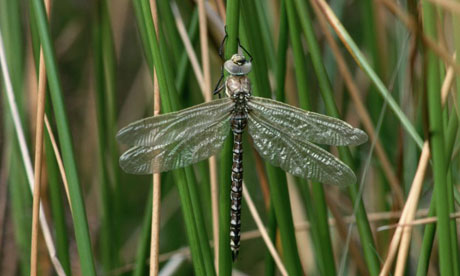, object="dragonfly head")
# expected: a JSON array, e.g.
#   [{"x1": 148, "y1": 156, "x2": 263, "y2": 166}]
[{"x1": 224, "y1": 54, "x2": 252, "y2": 76}]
